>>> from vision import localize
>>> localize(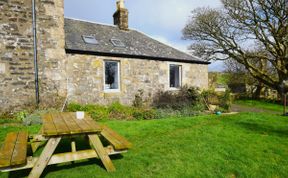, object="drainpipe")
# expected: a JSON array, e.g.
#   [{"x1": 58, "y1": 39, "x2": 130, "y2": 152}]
[{"x1": 32, "y1": 0, "x2": 40, "y2": 107}]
